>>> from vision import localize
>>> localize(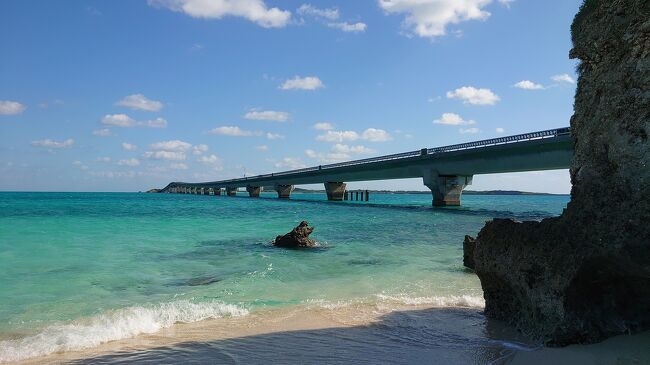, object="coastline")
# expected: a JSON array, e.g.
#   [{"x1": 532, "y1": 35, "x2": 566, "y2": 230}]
[{"x1": 9, "y1": 302, "x2": 650, "y2": 365}]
